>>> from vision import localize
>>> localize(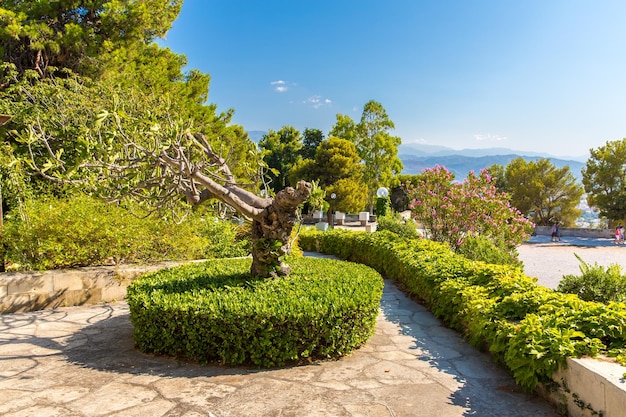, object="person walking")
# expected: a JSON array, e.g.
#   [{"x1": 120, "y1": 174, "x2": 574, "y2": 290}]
[
  {"x1": 551, "y1": 223, "x2": 560, "y2": 242},
  {"x1": 615, "y1": 225, "x2": 624, "y2": 244}
]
